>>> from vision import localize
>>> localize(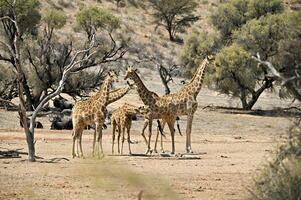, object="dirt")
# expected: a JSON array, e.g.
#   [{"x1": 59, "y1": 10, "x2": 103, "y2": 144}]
[{"x1": 0, "y1": 75, "x2": 296, "y2": 199}]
